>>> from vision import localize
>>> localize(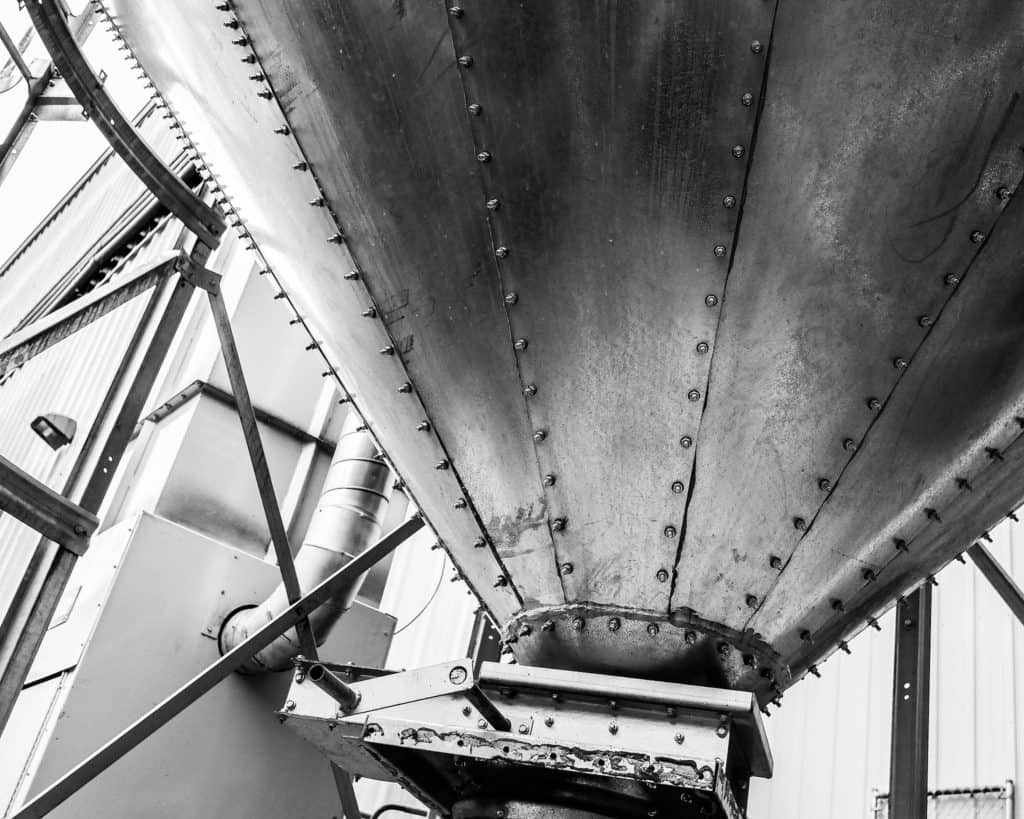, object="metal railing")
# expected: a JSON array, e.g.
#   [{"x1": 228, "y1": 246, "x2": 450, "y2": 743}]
[{"x1": 873, "y1": 783, "x2": 1014, "y2": 819}]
